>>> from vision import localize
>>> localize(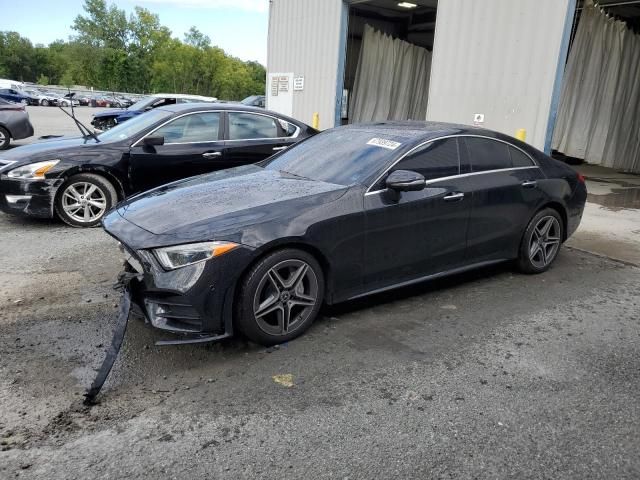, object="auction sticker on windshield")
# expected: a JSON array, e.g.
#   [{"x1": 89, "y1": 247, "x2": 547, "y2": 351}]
[{"x1": 367, "y1": 138, "x2": 402, "y2": 150}]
